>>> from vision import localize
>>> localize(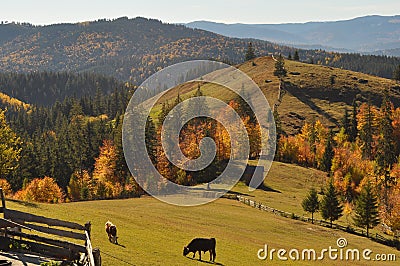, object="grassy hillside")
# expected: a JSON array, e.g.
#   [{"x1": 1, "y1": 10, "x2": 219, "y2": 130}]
[
  {"x1": 3, "y1": 161, "x2": 399, "y2": 265},
  {"x1": 150, "y1": 56, "x2": 400, "y2": 134}
]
